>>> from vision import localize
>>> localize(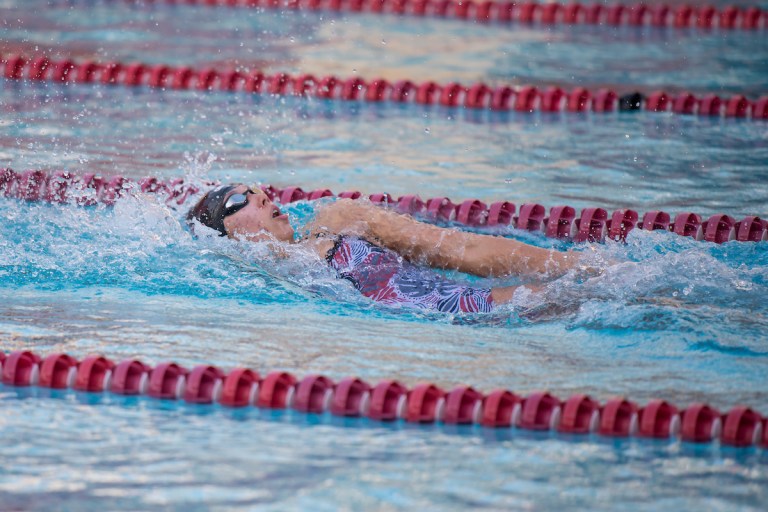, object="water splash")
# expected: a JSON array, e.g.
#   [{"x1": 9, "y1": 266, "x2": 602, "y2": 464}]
[{"x1": 2, "y1": 193, "x2": 767, "y2": 338}]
